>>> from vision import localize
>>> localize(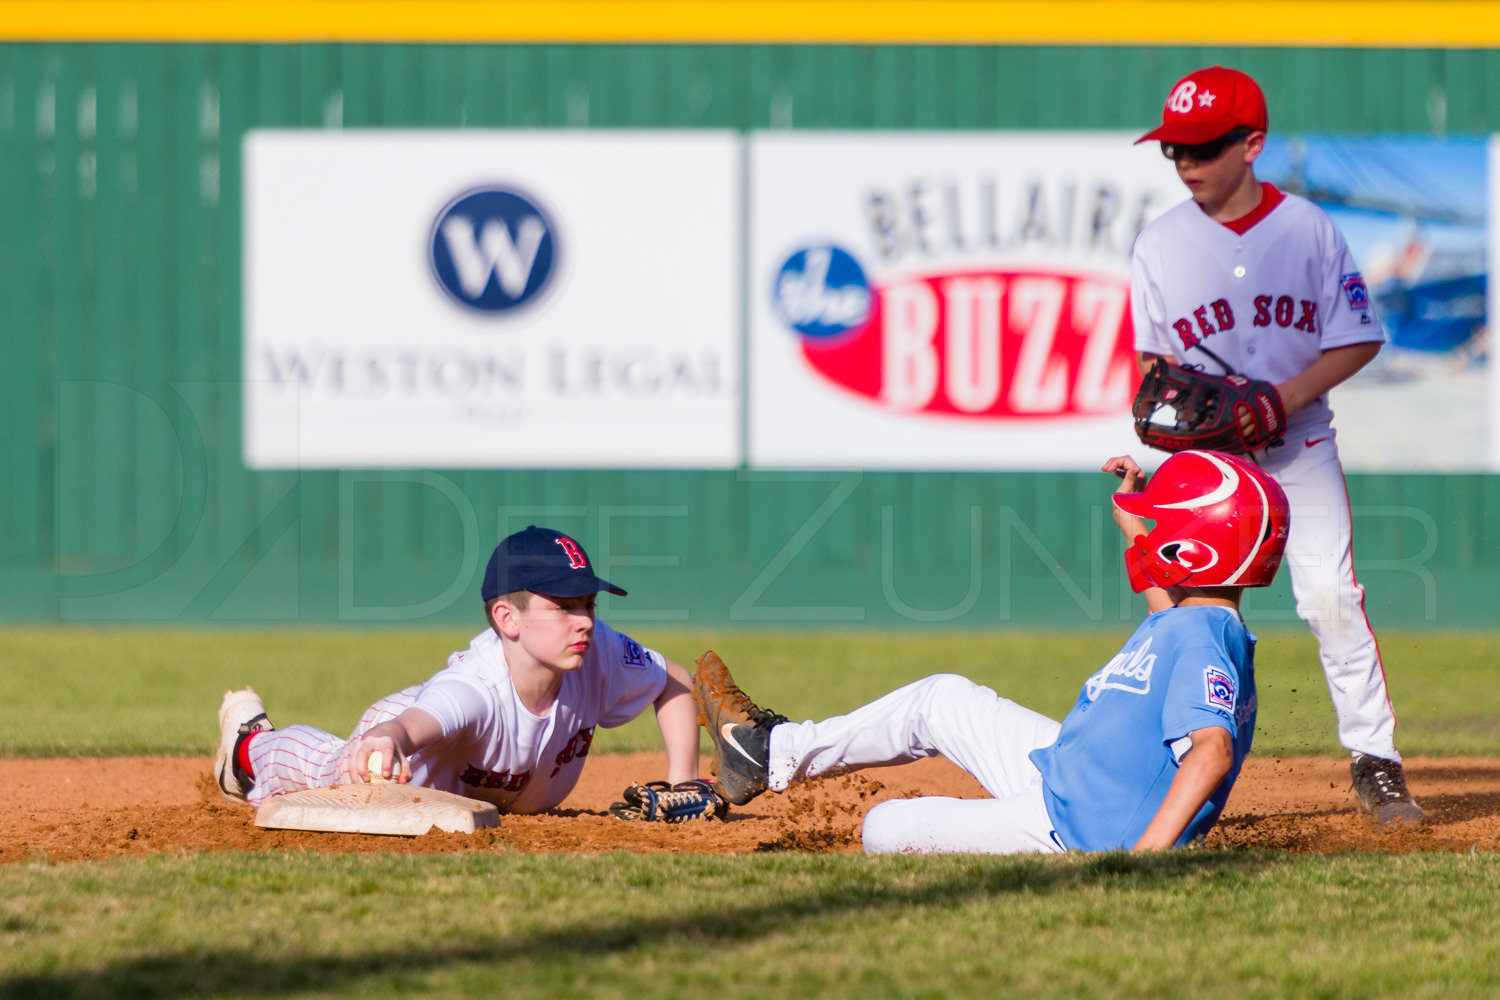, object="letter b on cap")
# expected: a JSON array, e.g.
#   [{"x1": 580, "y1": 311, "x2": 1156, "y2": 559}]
[
  {"x1": 1166, "y1": 81, "x2": 1197, "y2": 114},
  {"x1": 555, "y1": 537, "x2": 588, "y2": 569}
]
